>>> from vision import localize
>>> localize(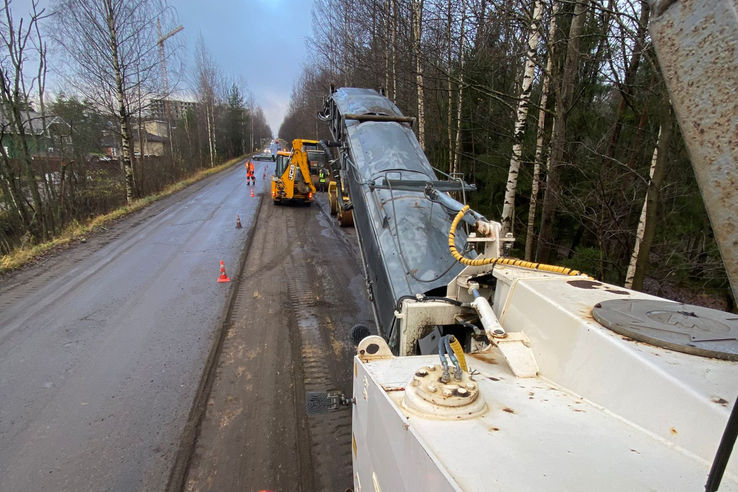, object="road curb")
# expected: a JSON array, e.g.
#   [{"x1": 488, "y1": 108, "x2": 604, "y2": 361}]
[{"x1": 165, "y1": 190, "x2": 265, "y2": 492}]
